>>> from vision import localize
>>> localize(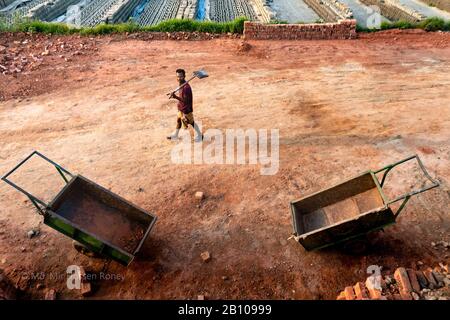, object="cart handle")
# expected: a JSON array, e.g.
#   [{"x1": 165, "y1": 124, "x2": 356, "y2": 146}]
[
  {"x1": 1, "y1": 151, "x2": 73, "y2": 215},
  {"x1": 373, "y1": 154, "x2": 440, "y2": 218}
]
